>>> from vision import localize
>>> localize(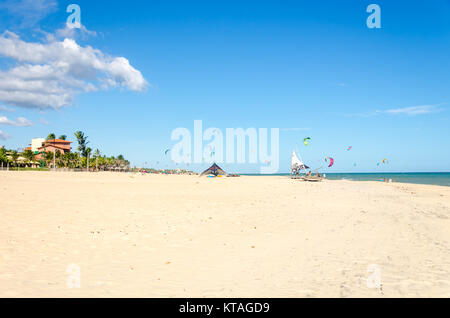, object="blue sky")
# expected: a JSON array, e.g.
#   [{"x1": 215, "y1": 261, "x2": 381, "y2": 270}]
[{"x1": 0, "y1": 0, "x2": 449, "y2": 173}]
